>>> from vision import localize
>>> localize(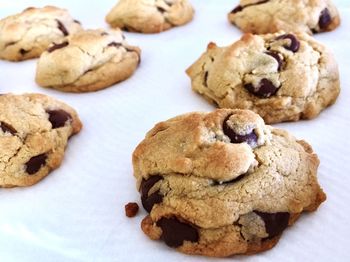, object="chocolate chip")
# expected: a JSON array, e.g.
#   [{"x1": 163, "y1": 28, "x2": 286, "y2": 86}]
[
  {"x1": 157, "y1": 7, "x2": 166, "y2": 13},
  {"x1": 125, "y1": 202, "x2": 139, "y2": 217},
  {"x1": 157, "y1": 217, "x2": 199, "y2": 247},
  {"x1": 25, "y1": 153, "x2": 47, "y2": 175},
  {"x1": 47, "y1": 41, "x2": 69, "y2": 53},
  {"x1": 108, "y1": 42, "x2": 122, "y2": 48},
  {"x1": 74, "y1": 19, "x2": 81, "y2": 25},
  {"x1": 121, "y1": 26, "x2": 130, "y2": 32},
  {"x1": 231, "y1": 5, "x2": 243, "y2": 13},
  {"x1": 223, "y1": 115, "x2": 258, "y2": 147},
  {"x1": 245, "y1": 78, "x2": 279, "y2": 98},
  {"x1": 101, "y1": 32, "x2": 109, "y2": 36},
  {"x1": 266, "y1": 51, "x2": 283, "y2": 71},
  {"x1": 255, "y1": 211, "x2": 290, "y2": 238},
  {"x1": 19, "y1": 49, "x2": 28, "y2": 55},
  {"x1": 0, "y1": 121, "x2": 17, "y2": 135},
  {"x1": 56, "y1": 19, "x2": 69, "y2": 36},
  {"x1": 203, "y1": 71, "x2": 208, "y2": 87},
  {"x1": 319, "y1": 8, "x2": 332, "y2": 30},
  {"x1": 275, "y1": 34, "x2": 300, "y2": 52},
  {"x1": 46, "y1": 109, "x2": 72, "y2": 128},
  {"x1": 140, "y1": 175, "x2": 163, "y2": 212}
]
